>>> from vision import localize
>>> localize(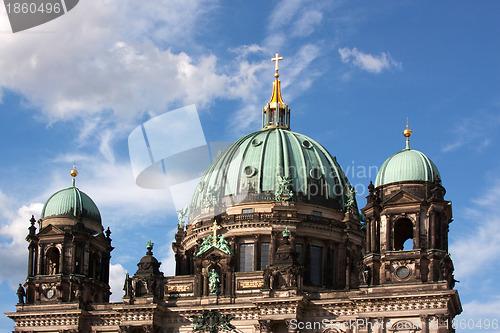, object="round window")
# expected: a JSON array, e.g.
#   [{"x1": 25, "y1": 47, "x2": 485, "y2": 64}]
[
  {"x1": 396, "y1": 266, "x2": 410, "y2": 279},
  {"x1": 244, "y1": 166, "x2": 257, "y2": 177},
  {"x1": 251, "y1": 139, "x2": 262, "y2": 147},
  {"x1": 302, "y1": 140, "x2": 311, "y2": 148}
]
